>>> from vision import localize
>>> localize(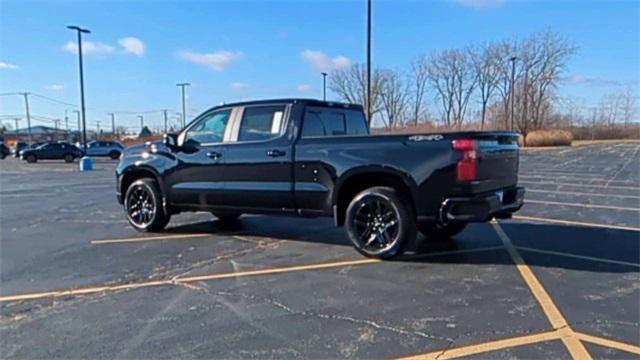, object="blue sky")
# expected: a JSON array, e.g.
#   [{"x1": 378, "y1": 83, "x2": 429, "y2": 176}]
[{"x1": 1, "y1": 0, "x2": 638, "y2": 131}]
